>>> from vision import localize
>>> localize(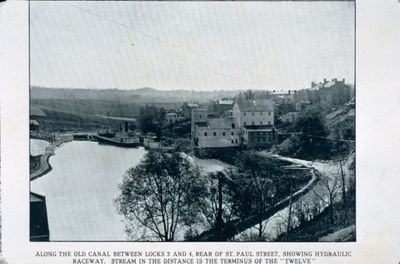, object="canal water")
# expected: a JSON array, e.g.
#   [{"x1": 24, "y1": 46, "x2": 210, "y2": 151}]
[{"x1": 30, "y1": 141, "x2": 147, "y2": 241}]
